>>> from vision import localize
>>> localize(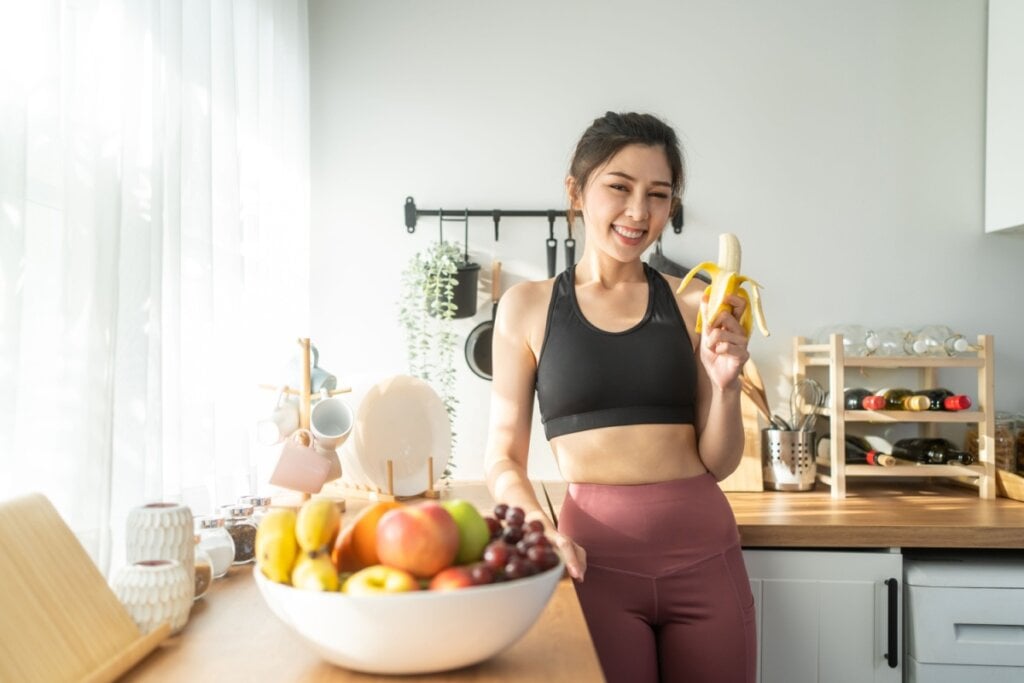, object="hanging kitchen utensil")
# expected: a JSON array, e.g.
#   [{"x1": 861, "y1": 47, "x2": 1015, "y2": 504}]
[
  {"x1": 564, "y1": 215, "x2": 576, "y2": 270},
  {"x1": 546, "y1": 211, "x2": 558, "y2": 277},
  {"x1": 465, "y1": 261, "x2": 502, "y2": 380}
]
